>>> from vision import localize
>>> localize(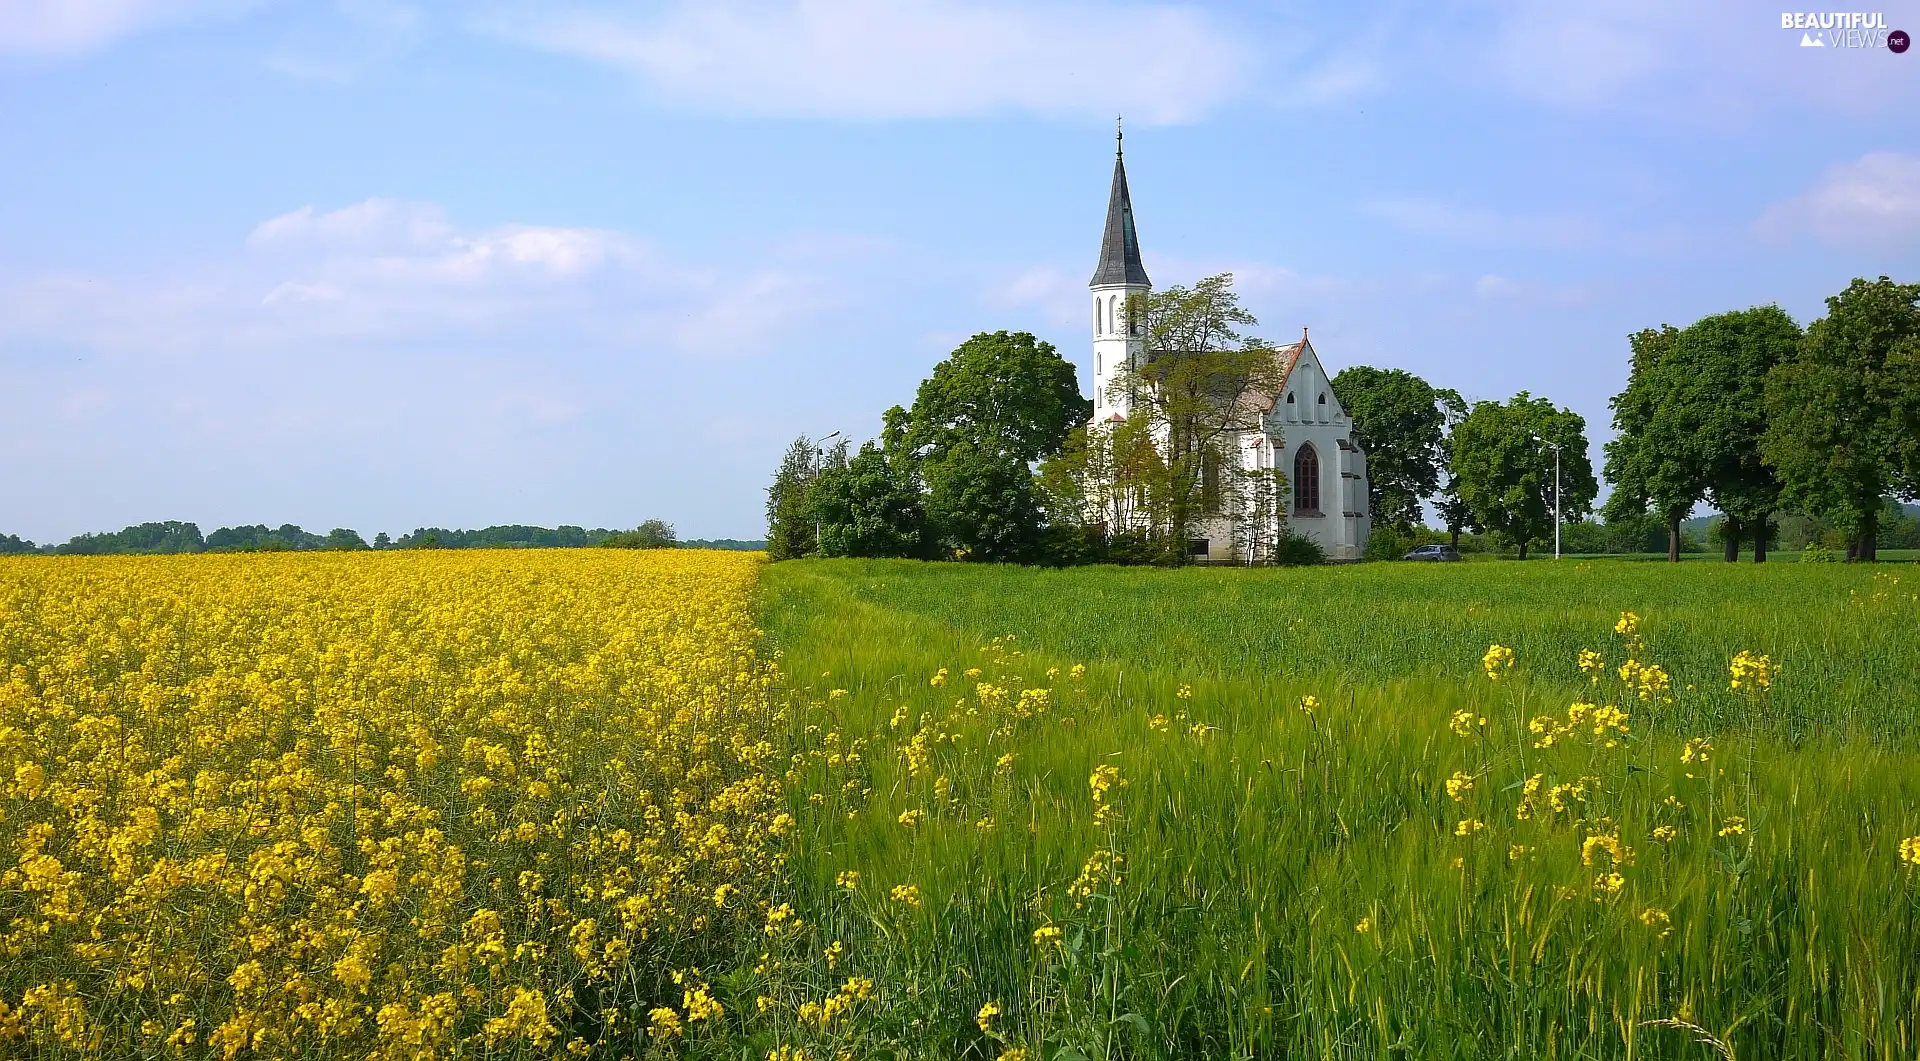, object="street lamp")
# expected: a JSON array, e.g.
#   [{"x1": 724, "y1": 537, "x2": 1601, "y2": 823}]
[
  {"x1": 1533, "y1": 433, "x2": 1564, "y2": 560},
  {"x1": 814, "y1": 430, "x2": 842, "y2": 552}
]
